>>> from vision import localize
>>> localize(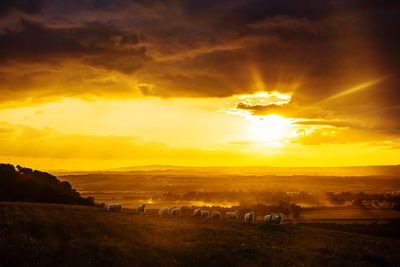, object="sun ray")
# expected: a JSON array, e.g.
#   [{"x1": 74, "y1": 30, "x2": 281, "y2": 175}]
[{"x1": 322, "y1": 76, "x2": 388, "y2": 103}]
